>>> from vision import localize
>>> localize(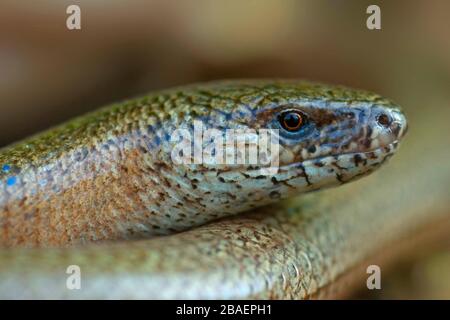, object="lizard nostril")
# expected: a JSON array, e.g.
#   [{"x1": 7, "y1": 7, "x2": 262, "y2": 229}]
[{"x1": 376, "y1": 113, "x2": 391, "y2": 127}]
